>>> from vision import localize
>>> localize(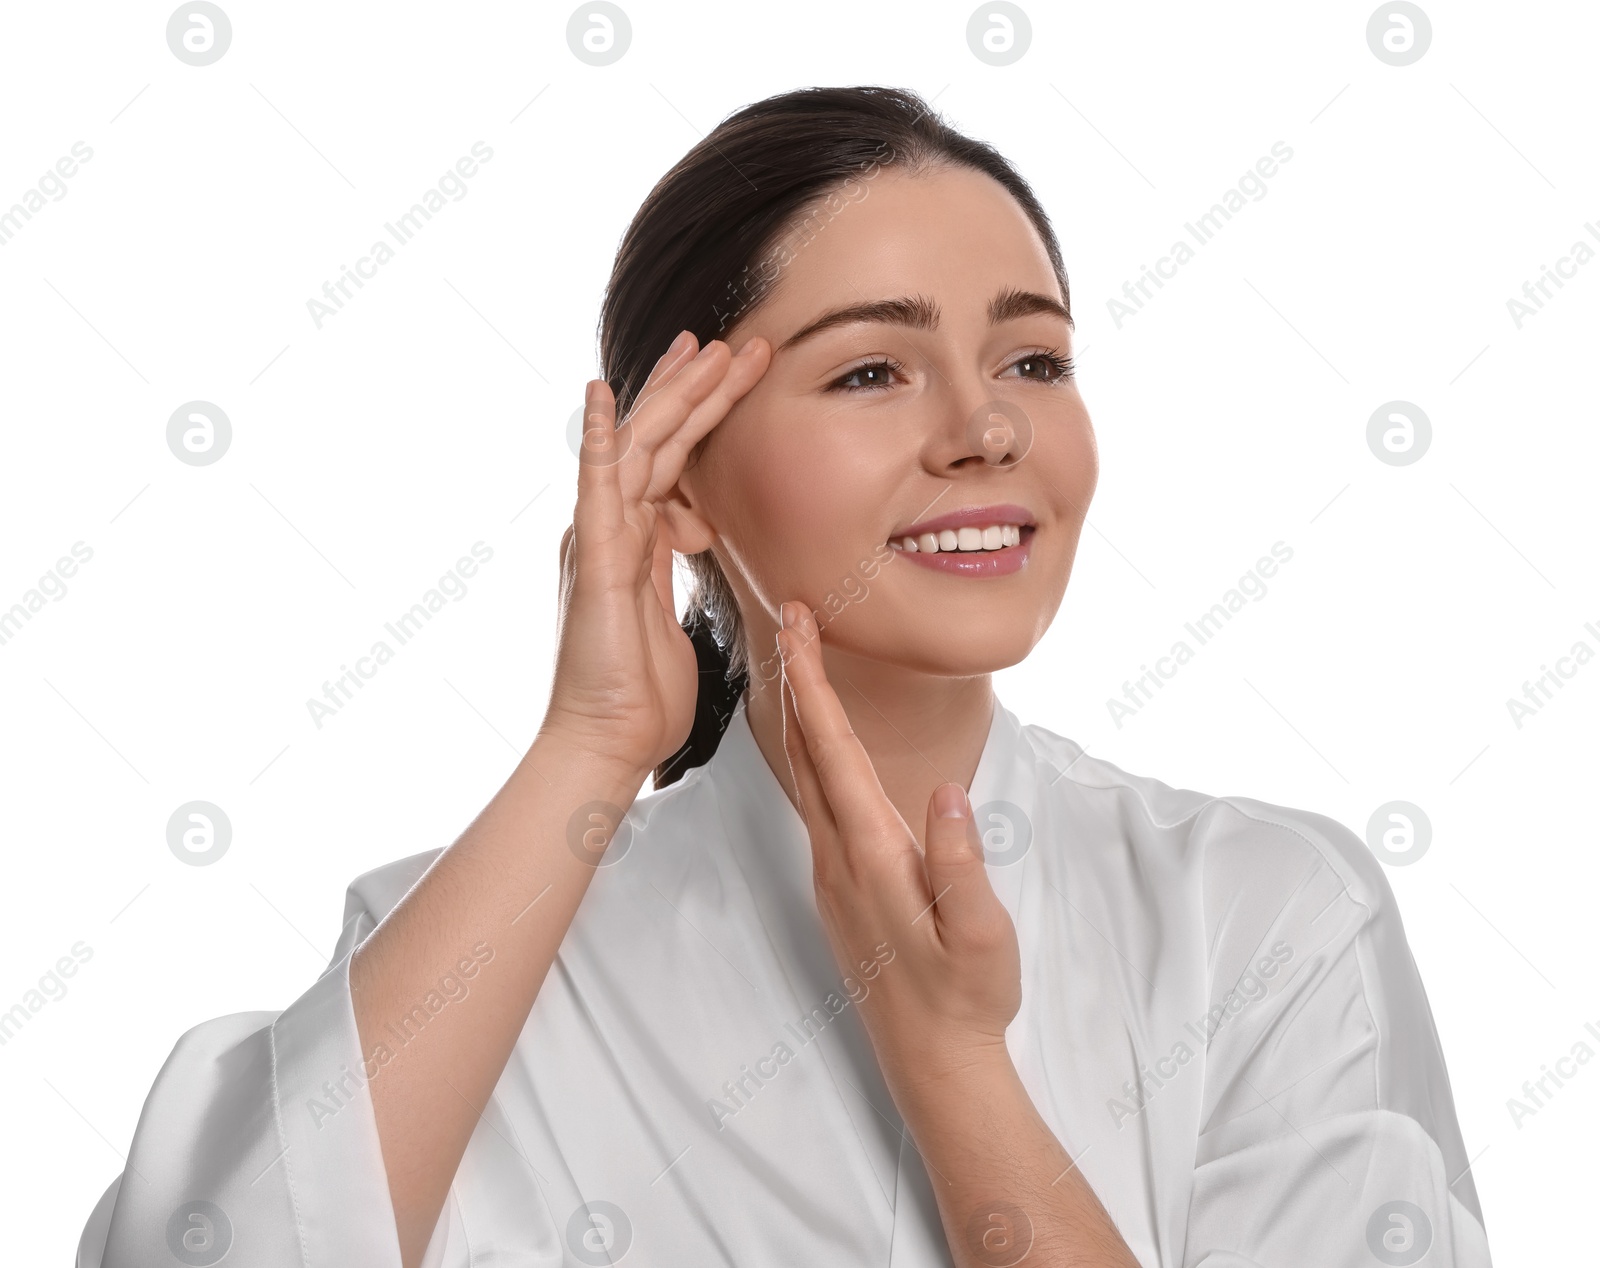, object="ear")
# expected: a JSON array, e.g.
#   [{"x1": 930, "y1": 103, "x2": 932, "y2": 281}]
[{"x1": 658, "y1": 477, "x2": 718, "y2": 556}]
